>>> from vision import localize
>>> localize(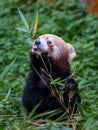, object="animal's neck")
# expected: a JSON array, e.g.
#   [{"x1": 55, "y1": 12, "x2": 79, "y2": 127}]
[
  {"x1": 52, "y1": 57, "x2": 71, "y2": 72},
  {"x1": 33, "y1": 56, "x2": 71, "y2": 78},
  {"x1": 47, "y1": 58, "x2": 71, "y2": 79}
]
